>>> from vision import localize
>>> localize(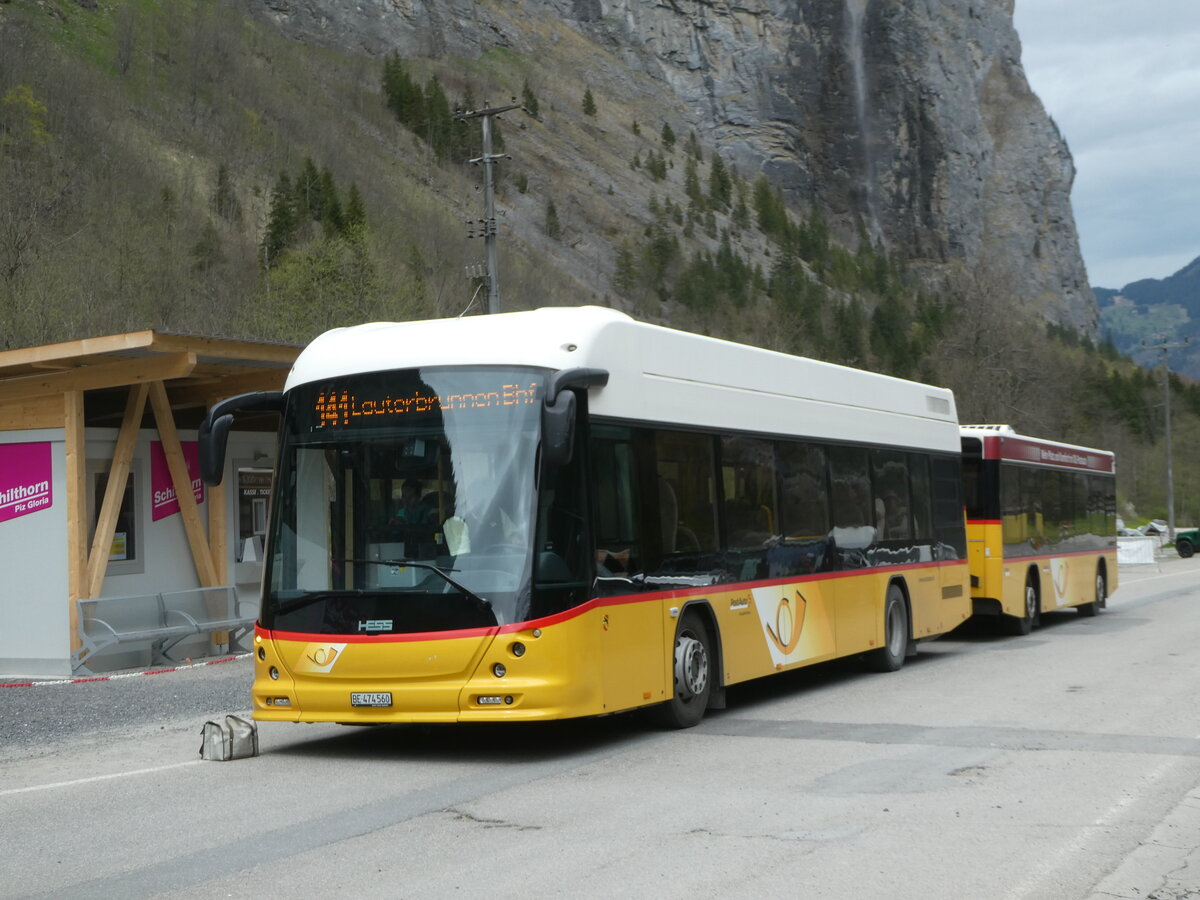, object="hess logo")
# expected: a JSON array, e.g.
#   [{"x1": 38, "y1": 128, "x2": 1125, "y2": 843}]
[{"x1": 357, "y1": 619, "x2": 393, "y2": 632}]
